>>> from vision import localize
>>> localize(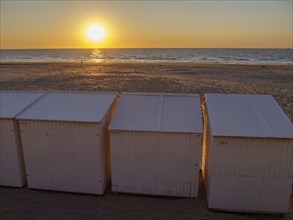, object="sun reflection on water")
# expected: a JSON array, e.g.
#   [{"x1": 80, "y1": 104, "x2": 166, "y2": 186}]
[{"x1": 90, "y1": 49, "x2": 105, "y2": 63}]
